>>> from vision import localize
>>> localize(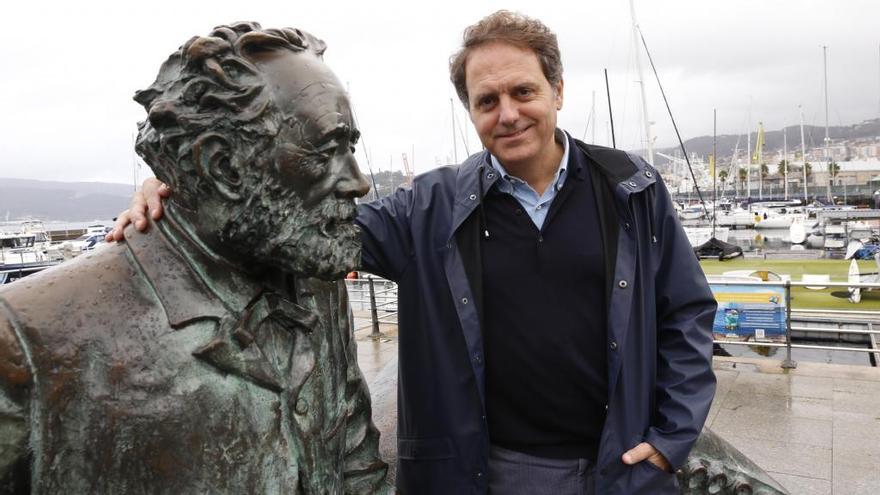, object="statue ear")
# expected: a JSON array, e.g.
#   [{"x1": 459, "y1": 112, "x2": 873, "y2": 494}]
[{"x1": 192, "y1": 133, "x2": 242, "y2": 201}]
